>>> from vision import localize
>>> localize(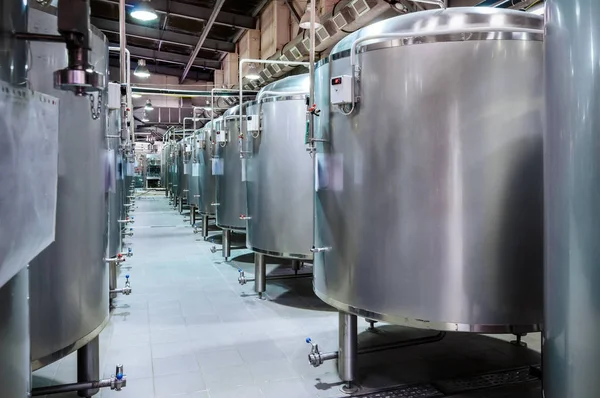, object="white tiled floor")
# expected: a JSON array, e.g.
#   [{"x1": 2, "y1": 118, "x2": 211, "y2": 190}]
[{"x1": 32, "y1": 194, "x2": 542, "y2": 398}]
